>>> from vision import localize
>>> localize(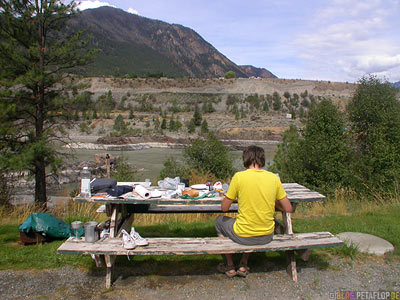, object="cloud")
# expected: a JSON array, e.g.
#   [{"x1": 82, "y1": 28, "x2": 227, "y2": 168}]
[
  {"x1": 77, "y1": 1, "x2": 115, "y2": 11},
  {"x1": 293, "y1": 0, "x2": 400, "y2": 81},
  {"x1": 127, "y1": 8, "x2": 139, "y2": 15}
]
